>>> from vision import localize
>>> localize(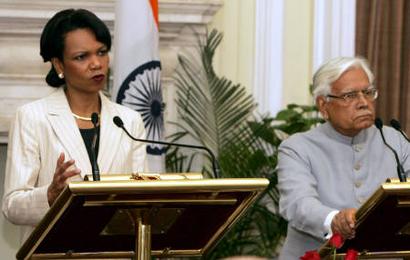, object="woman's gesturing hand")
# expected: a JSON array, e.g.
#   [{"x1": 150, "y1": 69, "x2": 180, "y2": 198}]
[{"x1": 47, "y1": 152, "x2": 81, "y2": 206}]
